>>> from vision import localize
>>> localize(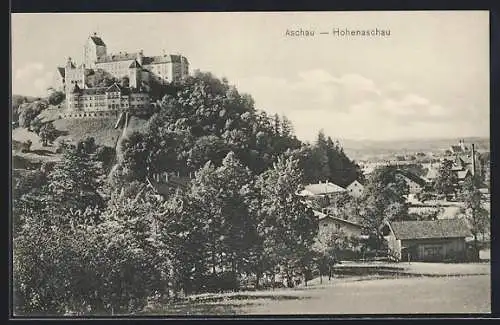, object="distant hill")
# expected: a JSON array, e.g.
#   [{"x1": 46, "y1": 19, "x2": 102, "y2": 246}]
[{"x1": 340, "y1": 137, "x2": 490, "y2": 161}]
